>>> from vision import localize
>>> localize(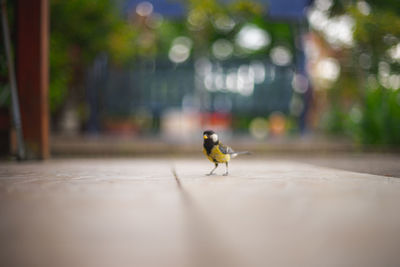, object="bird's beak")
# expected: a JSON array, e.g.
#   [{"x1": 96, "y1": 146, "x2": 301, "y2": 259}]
[{"x1": 203, "y1": 135, "x2": 208, "y2": 139}]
